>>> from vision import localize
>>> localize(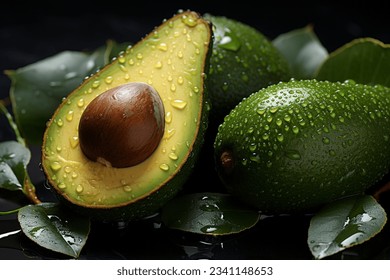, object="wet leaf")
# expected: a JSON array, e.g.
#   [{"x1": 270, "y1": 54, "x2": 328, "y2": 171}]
[
  {"x1": 0, "y1": 141, "x2": 30, "y2": 191},
  {"x1": 161, "y1": 192, "x2": 260, "y2": 236},
  {"x1": 316, "y1": 38, "x2": 390, "y2": 86},
  {"x1": 18, "y1": 202, "x2": 90, "y2": 258},
  {"x1": 273, "y1": 25, "x2": 328, "y2": 79},
  {"x1": 6, "y1": 41, "x2": 129, "y2": 145},
  {"x1": 308, "y1": 195, "x2": 387, "y2": 259}
]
